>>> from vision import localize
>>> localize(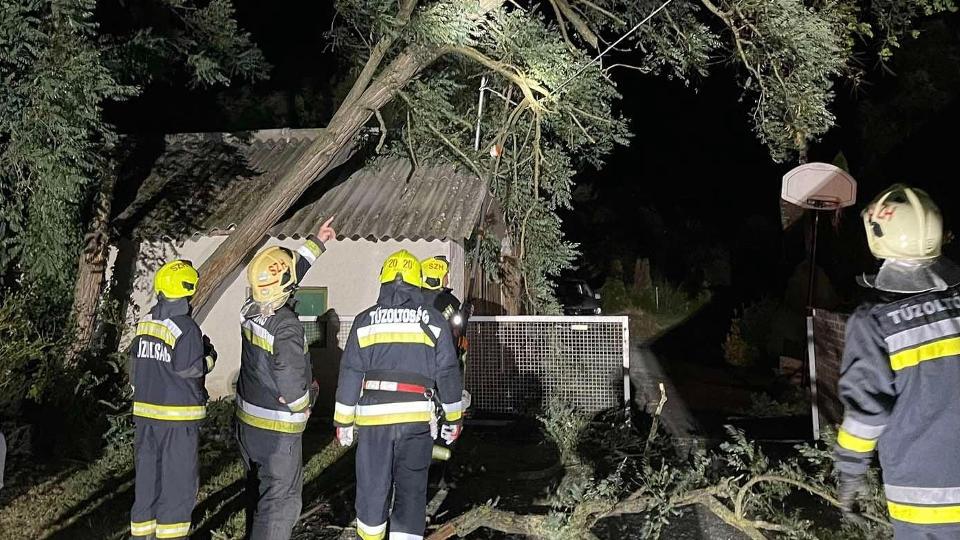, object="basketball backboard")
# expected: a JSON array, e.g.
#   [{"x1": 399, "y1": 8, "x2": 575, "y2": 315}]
[{"x1": 781, "y1": 163, "x2": 856, "y2": 210}]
